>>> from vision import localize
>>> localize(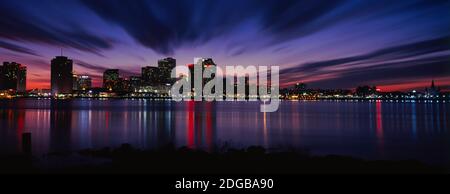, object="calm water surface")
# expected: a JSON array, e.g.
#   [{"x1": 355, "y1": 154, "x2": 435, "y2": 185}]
[{"x1": 0, "y1": 99, "x2": 449, "y2": 164}]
